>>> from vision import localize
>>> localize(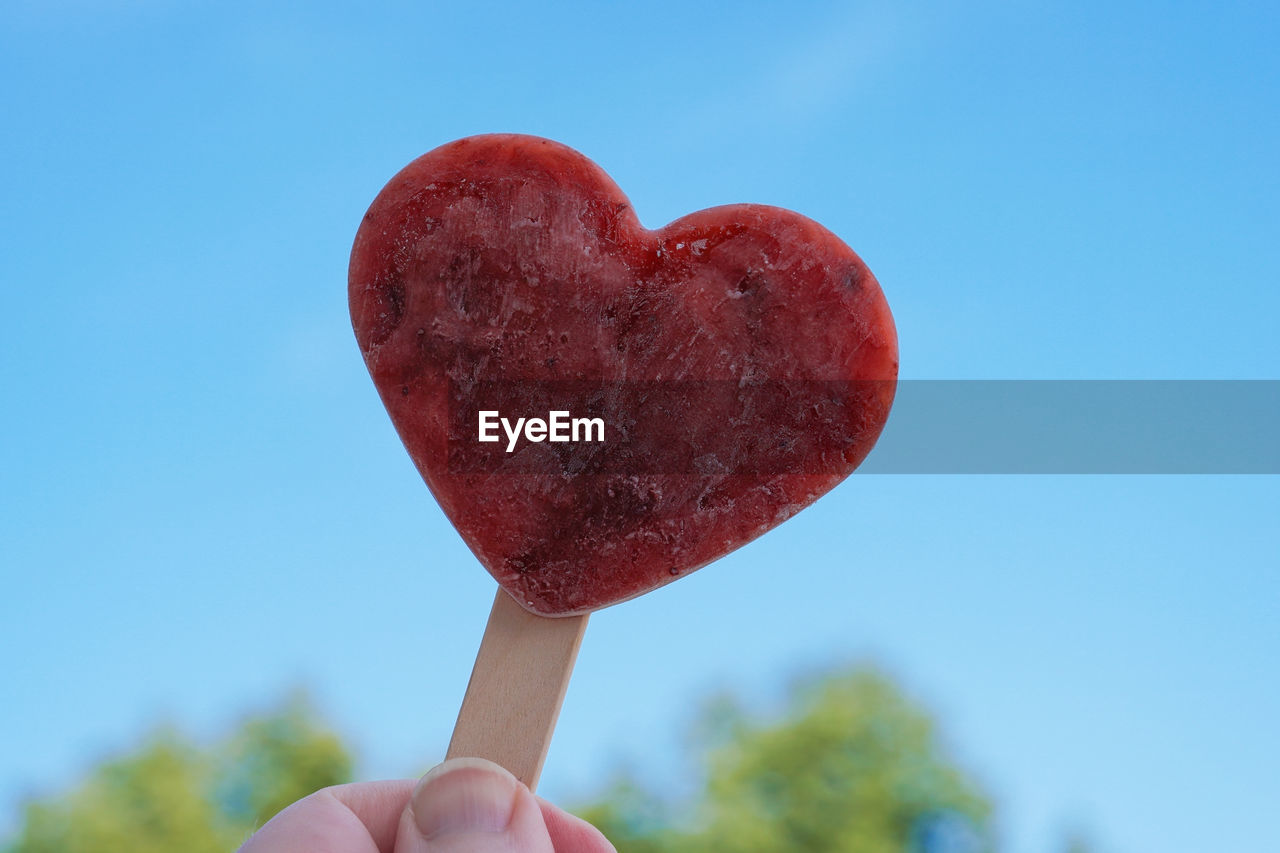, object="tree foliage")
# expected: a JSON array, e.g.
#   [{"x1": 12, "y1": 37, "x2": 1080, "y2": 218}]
[
  {"x1": 4, "y1": 670, "x2": 1097, "y2": 853},
  {"x1": 4, "y1": 693, "x2": 351, "y2": 853},
  {"x1": 577, "y1": 666, "x2": 994, "y2": 853}
]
